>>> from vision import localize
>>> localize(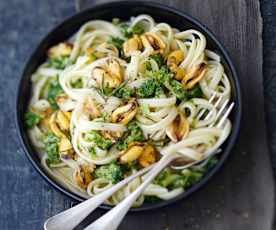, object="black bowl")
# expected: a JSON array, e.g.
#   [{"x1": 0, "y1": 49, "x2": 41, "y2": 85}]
[{"x1": 15, "y1": 1, "x2": 241, "y2": 211}]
